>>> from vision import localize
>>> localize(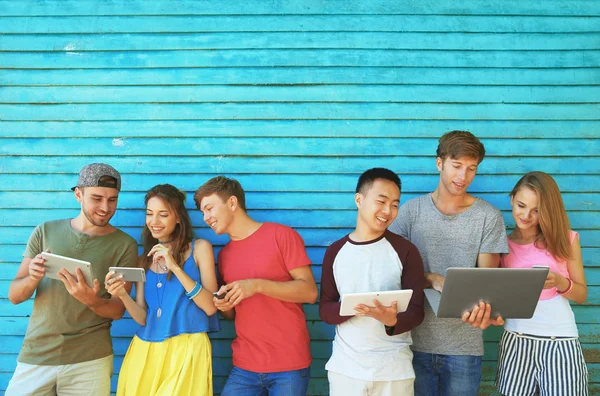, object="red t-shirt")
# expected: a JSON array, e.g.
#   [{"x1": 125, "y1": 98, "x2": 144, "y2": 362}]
[{"x1": 218, "y1": 222, "x2": 312, "y2": 372}]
